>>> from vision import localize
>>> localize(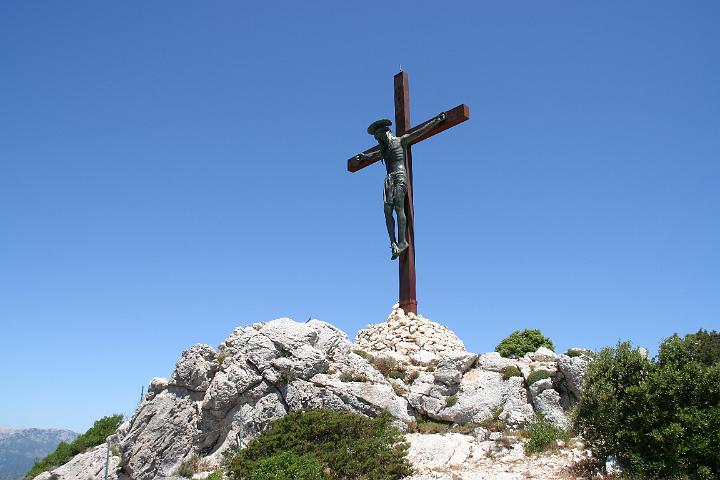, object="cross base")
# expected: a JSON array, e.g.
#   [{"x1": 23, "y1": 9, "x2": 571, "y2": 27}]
[{"x1": 399, "y1": 299, "x2": 418, "y2": 315}]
